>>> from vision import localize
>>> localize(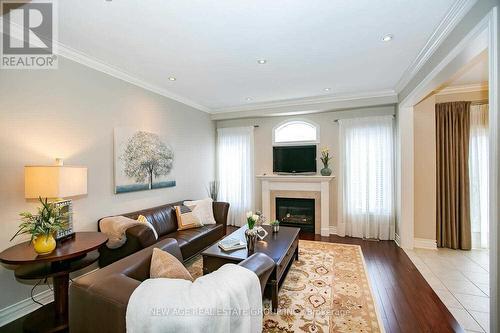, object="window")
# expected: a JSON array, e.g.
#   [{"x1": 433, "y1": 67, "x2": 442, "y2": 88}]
[
  {"x1": 217, "y1": 126, "x2": 254, "y2": 226},
  {"x1": 339, "y1": 115, "x2": 394, "y2": 240},
  {"x1": 273, "y1": 120, "x2": 319, "y2": 144},
  {"x1": 469, "y1": 103, "x2": 489, "y2": 248}
]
